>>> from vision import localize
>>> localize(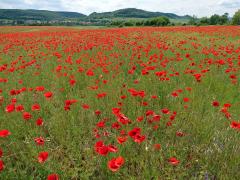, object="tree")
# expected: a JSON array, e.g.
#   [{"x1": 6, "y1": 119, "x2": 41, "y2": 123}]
[
  {"x1": 136, "y1": 20, "x2": 144, "y2": 26},
  {"x1": 210, "y1": 14, "x2": 221, "y2": 25},
  {"x1": 232, "y1": 9, "x2": 240, "y2": 25},
  {"x1": 110, "y1": 20, "x2": 123, "y2": 26},
  {"x1": 188, "y1": 15, "x2": 198, "y2": 25},
  {"x1": 124, "y1": 21, "x2": 134, "y2": 26},
  {"x1": 199, "y1": 13, "x2": 229, "y2": 26},
  {"x1": 199, "y1": 17, "x2": 209, "y2": 25},
  {"x1": 219, "y1": 13, "x2": 229, "y2": 25},
  {"x1": 144, "y1": 16, "x2": 170, "y2": 26}
]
